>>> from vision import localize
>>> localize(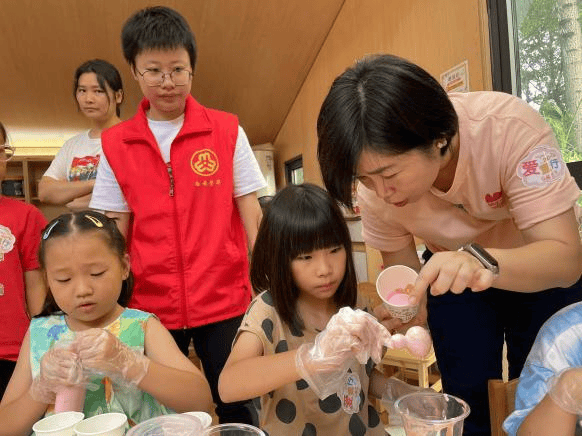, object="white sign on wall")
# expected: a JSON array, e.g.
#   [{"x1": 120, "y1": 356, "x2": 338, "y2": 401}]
[{"x1": 440, "y1": 60, "x2": 470, "y2": 93}]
